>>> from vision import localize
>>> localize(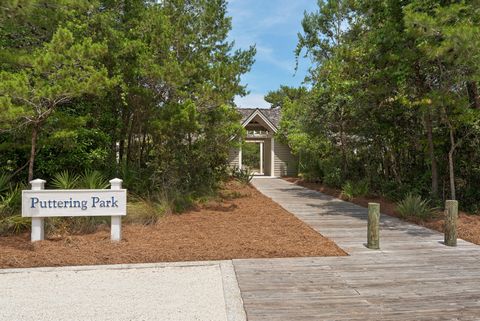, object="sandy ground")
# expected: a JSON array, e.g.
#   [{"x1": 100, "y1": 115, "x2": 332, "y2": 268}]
[
  {"x1": 0, "y1": 261, "x2": 245, "y2": 321},
  {"x1": 0, "y1": 181, "x2": 345, "y2": 269}
]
